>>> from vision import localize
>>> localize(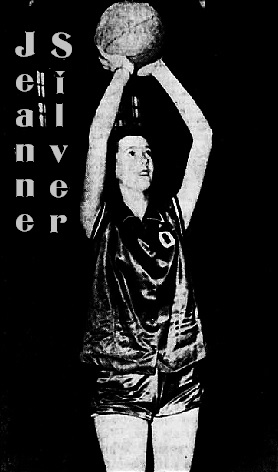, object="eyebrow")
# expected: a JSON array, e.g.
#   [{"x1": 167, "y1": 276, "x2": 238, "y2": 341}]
[{"x1": 123, "y1": 146, "x2": 151, "y2": 151}]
